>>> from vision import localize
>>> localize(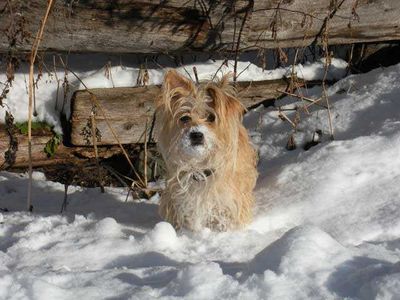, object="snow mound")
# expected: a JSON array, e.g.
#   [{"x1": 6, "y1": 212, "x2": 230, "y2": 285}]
[
  {"x1": 163, "y1": 262, "x2": 234, "y2": 299},
  {"x1": 248, "y1": 226, "x2": 349, "y2": 275},
  {"x1": 94, "y1": 217, "x2": 122, "y2": 237},
  {"x1": 147, "y1": 222, "x2": 180, "y2": 250}
]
